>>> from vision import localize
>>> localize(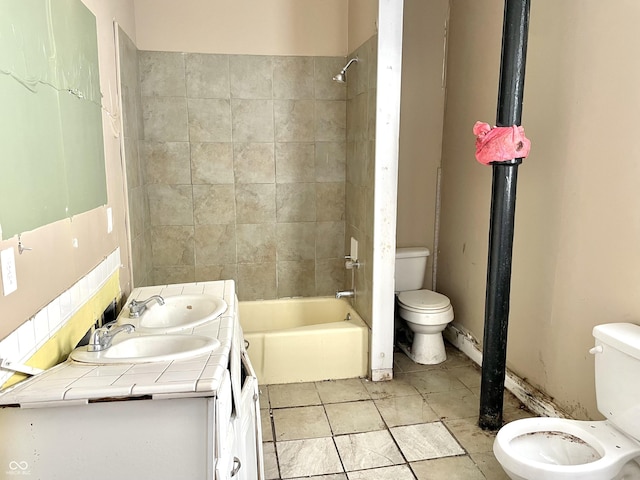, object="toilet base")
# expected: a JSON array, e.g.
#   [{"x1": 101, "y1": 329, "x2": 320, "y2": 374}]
[{"x1": 398, "y1": 332, "x2": 447, "y2": 365}]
